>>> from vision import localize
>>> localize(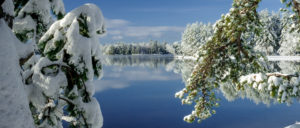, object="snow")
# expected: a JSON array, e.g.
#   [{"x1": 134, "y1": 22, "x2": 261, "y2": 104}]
[
  {"x1": 174, "y1": 56, "x2": 300, "y2": 61},
  {"x1": 181, "y1": 22, "x2": 213, "y2": 57},
  {"x1": 268, "y1": 56, "x2": 300, "y2": 61},
  {"x1": 38, "y1": 4, "x2": 105, "y2": 127},
  {"x1": 81, "y1": 97, "x2": 103, "y2": 128},
  {"x1": 286, "y1": 122, "x2": 300, "y2": 128},
  {"x1": 59, "y1": 3, "x2": 105, "y2": 35},
  {"x1": 258, "y1": 83, "x2": 266, "y2": 90},
  {"x1": 1, "y1": 1, "x2": 105, "y2": 127},
  {"x1": 175, "y1": 89, "x2": 185, "y2": 99},
  {"x1": 62, "y1": 116, "x2": 76, "y2": 122},
  {"x1": 255, "y1": 73, "x2": 266, "y2": 83},
  {"x1": 40, "y1": 3, "x2": 105, "y2": 80},
  {"x1": 293, "y1": 86, "x2": 298, "y2": 95},
  {"x1": 183, "y1": 114, "x2": 194, "y2": 123},
  {"x1": 13, "y1": 0, "x2": 66, "y2": 44},
  {"x1": 13, "y1": 15, "x2": 36, "y2": 37},
  {"x1": 174, "y1": 55, "x2": 197, "y2": 60},
  {"x1": 278, "y1": 23, "x2": 300, "y2": 56},
  {"x1": 18, "y1": 0, "x2": 52, "y2": 24},
  {"x1": 268, "y1": 75, "x2": 282, "y2": 86},
  {"x1": 1, "y1": 0, "x2": 14, "y2": 16},
  {"x1": 32, "y1": 57, "x2": 67, "y2": 97},
  {"x1": 0, "y1": 19, "x2": 35, "y2": 128},
  {"x1": 50, "y1": 0, "x2": 65, "y2": 15}
]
